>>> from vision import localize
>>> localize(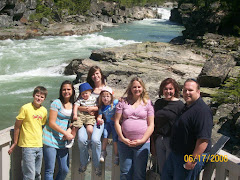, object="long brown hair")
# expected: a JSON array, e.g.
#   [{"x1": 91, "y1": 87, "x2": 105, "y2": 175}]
[
  {"x1": 124, "y1": 77, "x2": 149, "y2": 105},
  {"x1": 86, "y1": 66, "x2": 105, "y2": 88},
  {"x1": 59, "y1": 80, "x2": 75, "y2": 104}
]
